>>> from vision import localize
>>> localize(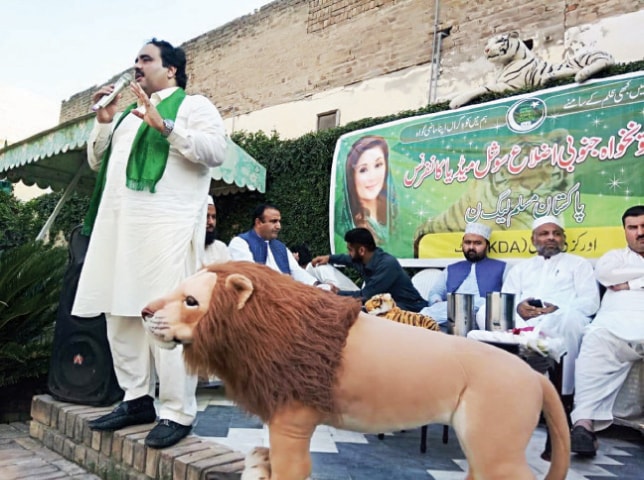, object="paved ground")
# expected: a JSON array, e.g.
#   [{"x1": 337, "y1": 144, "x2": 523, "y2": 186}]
[
  {"x1": 0, "y1": 422, "x2": 99, "y2": 480},
  {"x1": 2, "y1": 385, "x2": 642, "y2": 479},
  {"x1": 194, "y1": 385, "x2": 644, "y2": 480}
]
